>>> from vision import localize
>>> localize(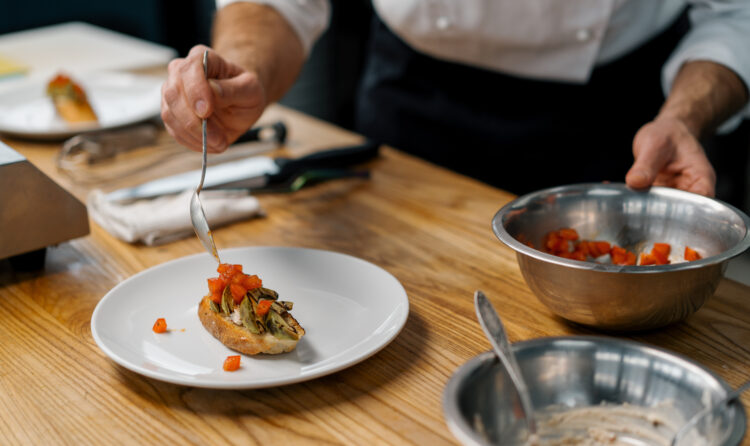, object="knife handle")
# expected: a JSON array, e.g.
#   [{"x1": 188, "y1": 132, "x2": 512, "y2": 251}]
[
  {"x1": 269, "y1": 140, "x2": 380, "y2": 184},
  {"x1": 234, "y1": 121, "x2": 288, "y2": 145}
]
